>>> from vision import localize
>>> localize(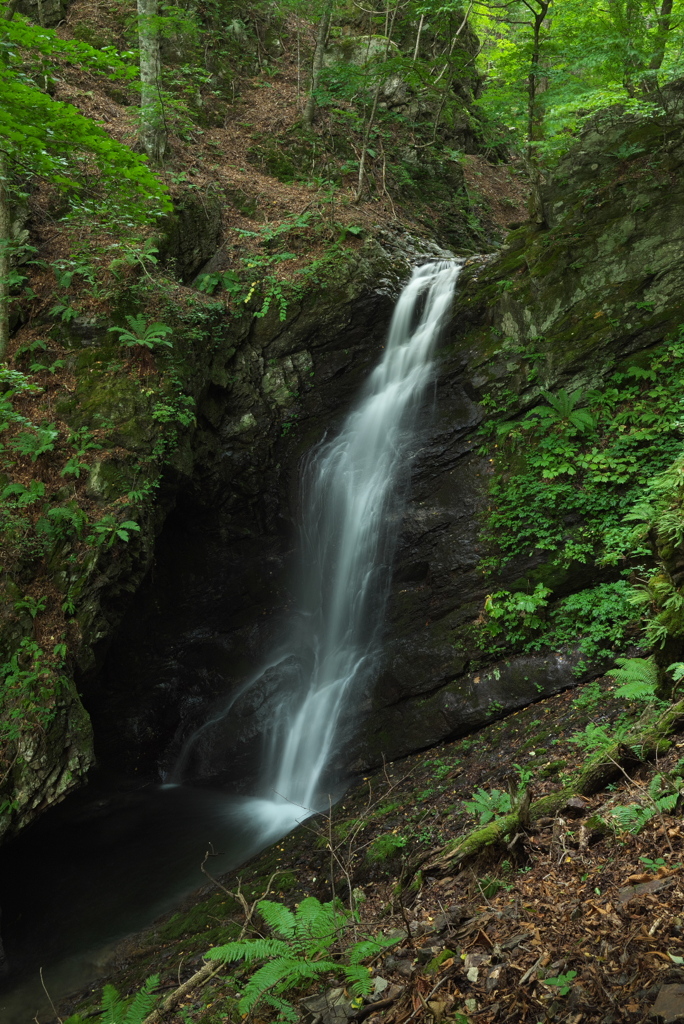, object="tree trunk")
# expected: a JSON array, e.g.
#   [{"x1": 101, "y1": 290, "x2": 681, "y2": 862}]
[
  {"x1": 137, "y1": 0, "x2": 167, "y2": 163},
  {"x1": 526, "y1": 2, "x2": 549, "y2": 165},
  {"x1": 0, "y1": 150, "x2": 9, "y2": 360},
  {"x1": 642, "y1": 0, "x2": 674, "y2": 92},
  {"x1": 355, "y1": 2, "x2": 399, "y2": 201},
  {"x1": 0, "y1": 0, "x2": 15, "y2": 358},
  {"x1": 303, "y1": 0, "x2": 333, "y2": 129}
]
